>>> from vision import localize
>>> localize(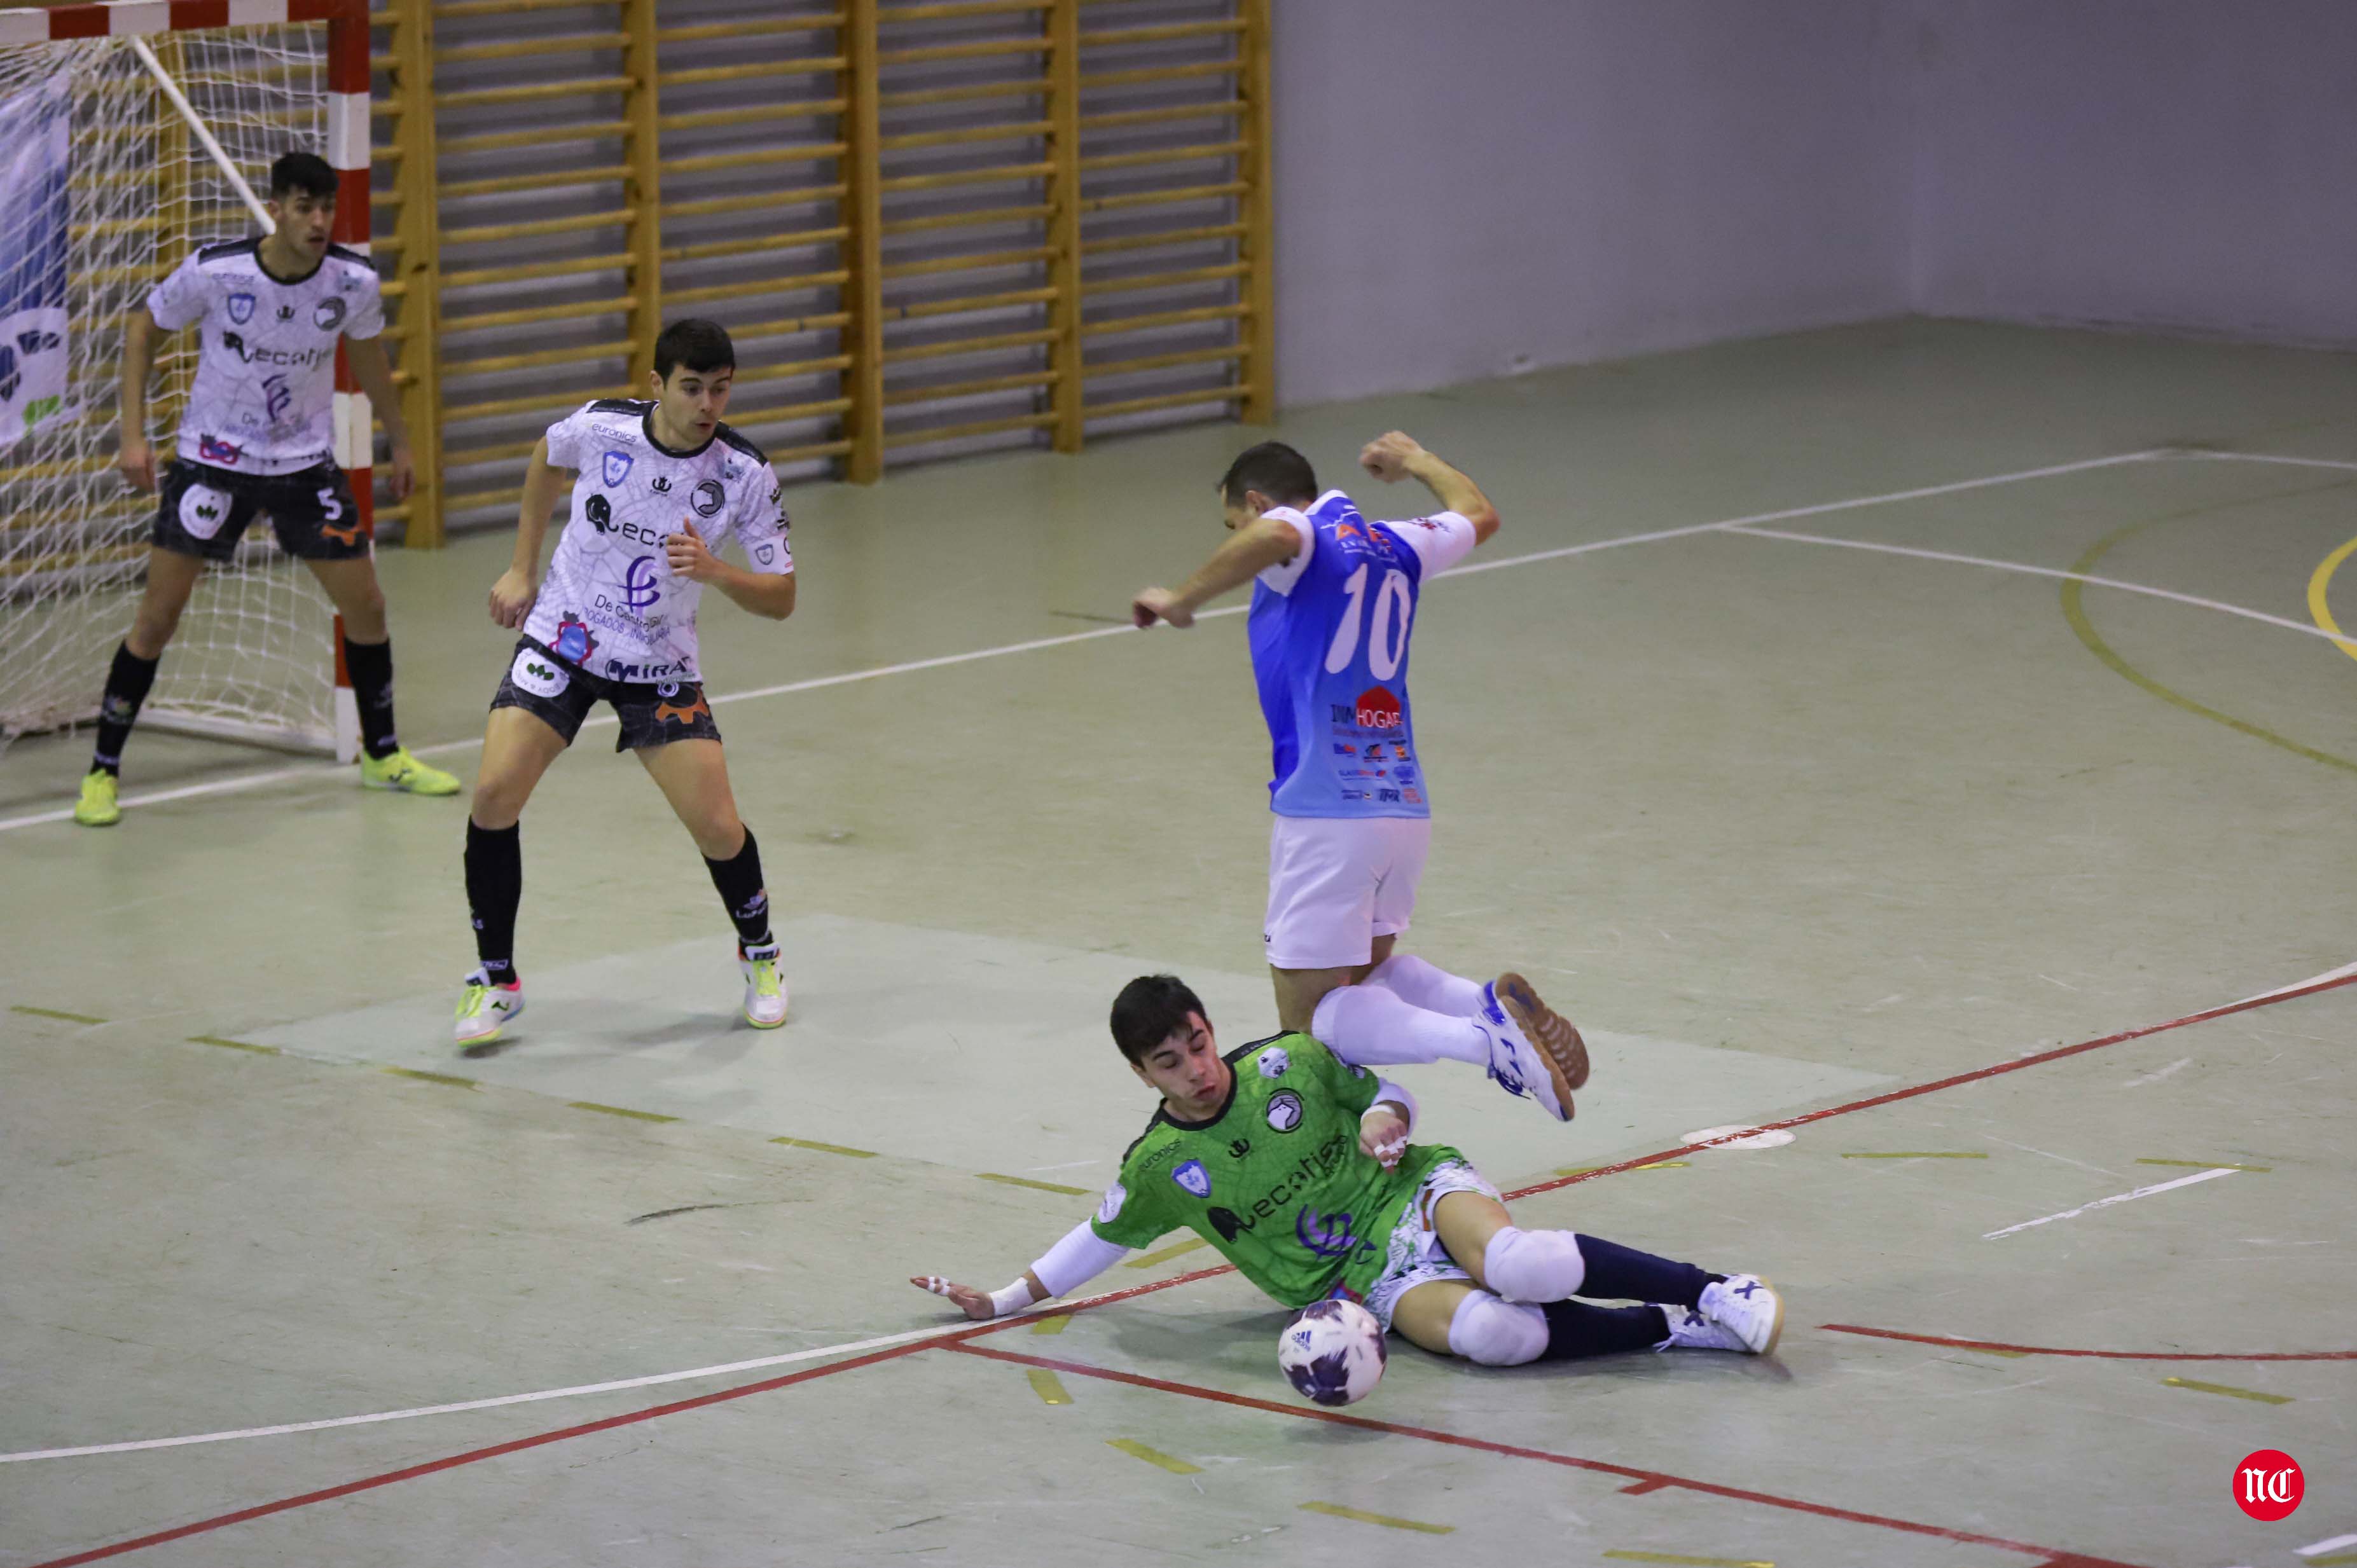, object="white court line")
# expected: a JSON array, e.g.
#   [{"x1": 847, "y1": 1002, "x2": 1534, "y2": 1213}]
[
  {"x1": 1727, "y1": 526, "x2": 2351, "y2": 644},
  {"x1": 0, "y1": 1293, "x2": 1093, "y2": 1464},
  {"x1": 1982, "y1": 1167, "x2": 2237, "y2": 1240},
  {"x1": 0, "y1": 448, "x2": 2169, "y2": 835},
  {"x1": 2232, "y1": 958, "x2": 2357, "y2": 1007},
  {"x1": 2198, "y1": 450, "x2": 2357, "y2": 475},
  {"x1": 2300, "y1": 1534, "x2": 2357, "y2": 1557}
]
